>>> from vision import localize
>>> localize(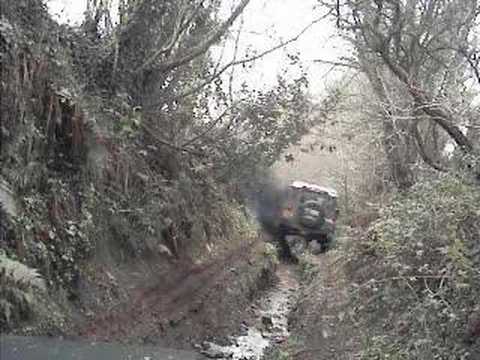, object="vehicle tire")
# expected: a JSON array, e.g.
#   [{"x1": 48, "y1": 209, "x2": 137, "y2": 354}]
[
  {"x1": 277, "y1": 234, "x2": 300, "y2": 263},
  {"x1": 308, "y1": 239, "x2": 323, "y2": 255},
  {"x1": 277, "y1": 233, "x2": 291, "y2": 260},
  {"x1": 320, "y1": 242, "x2": 330, "y2": 253},
  {"x1": 286, "y1": 235, "x2": 306, "y2": 259},
  {"x1": 320, "y1": 237, "x2": 337, "y2": 253}
]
